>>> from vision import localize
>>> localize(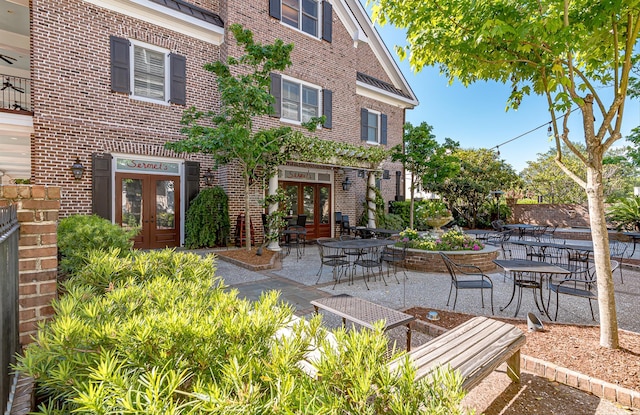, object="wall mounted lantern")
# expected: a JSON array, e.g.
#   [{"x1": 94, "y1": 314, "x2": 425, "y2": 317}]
[
  {"x1": 342, "y1": 177, "x2": 352, "y2": 191},
  {"x1": 70, "y1": 158, "x2": 85, "y2": 180},
  {"x1": 203, "y1": 168, "x2": 215, "y2": 186},
  {"x1": 357, "y1": 170, "x2": 365, "y2": 178}
]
